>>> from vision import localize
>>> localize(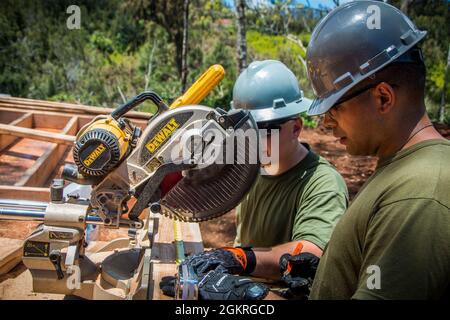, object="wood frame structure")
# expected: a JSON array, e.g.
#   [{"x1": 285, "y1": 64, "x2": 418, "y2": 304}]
[
  {"x1": 0, "y1": 96, "x2": 203, "y2": 298},
  {"x1": 0, "y1": 96, "x2": 150, "y2": 200}
]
